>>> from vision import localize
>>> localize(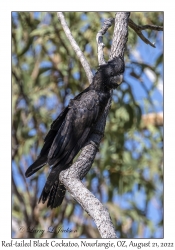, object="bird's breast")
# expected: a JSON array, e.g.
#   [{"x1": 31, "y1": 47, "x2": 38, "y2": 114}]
[{"x1": 98, "y1": 91, "x2": 110, "y2": 110}]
